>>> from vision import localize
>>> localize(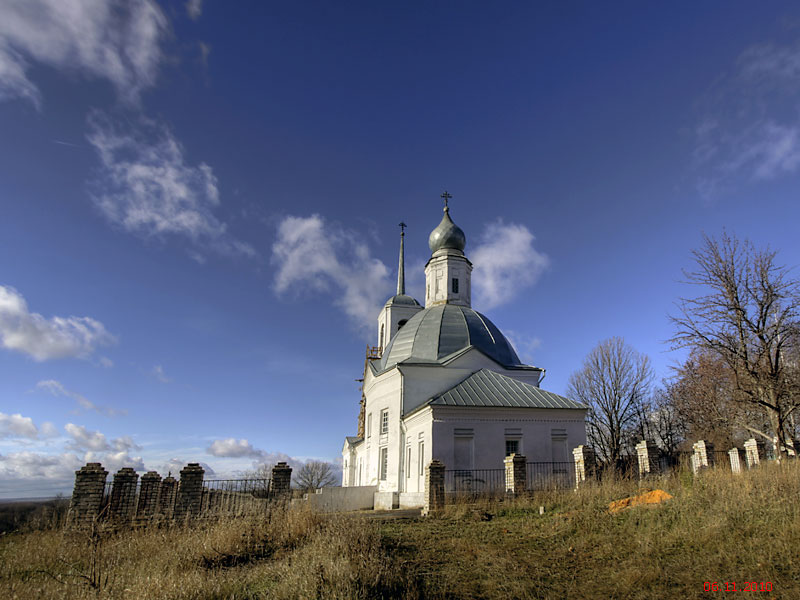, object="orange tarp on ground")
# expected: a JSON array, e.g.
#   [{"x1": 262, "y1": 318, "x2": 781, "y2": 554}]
[{"x1": 608, "y1": 489, "x2": 673, "y2": 514}]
